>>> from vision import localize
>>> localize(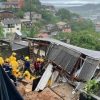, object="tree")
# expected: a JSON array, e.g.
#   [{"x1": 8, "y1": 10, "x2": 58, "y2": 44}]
[
  {"x1": 56, "y1": 9, "x2": 71, "y2": 21},
  {"x1": 54, "y1": 30, "x2": 100, "y2": 50},
  {"x1": 71, "y1": 19, "x2": 95, "y2": 32},
  {"x1": 22, "y1": 24, "x2": 39, "y2": 38},
  {"x1": 24, "y1": 0, "x2": 41, "y2": 12},
  {"x1": 16, "y1": 10, "x2": 24, "y2": 18}
]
